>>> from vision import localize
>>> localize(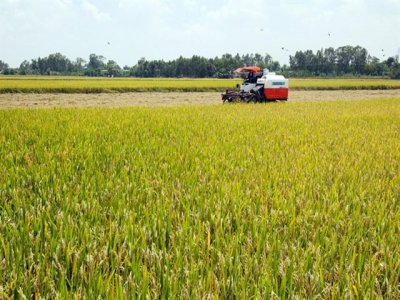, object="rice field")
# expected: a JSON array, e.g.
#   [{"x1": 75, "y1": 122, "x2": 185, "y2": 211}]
[
  {"x1": 1, "y1": 99, "x2": 400, "y2": 298},
  {"x1": 288, "y1": 78, "x2": 400, "y2": 90},
  {"x1": 0, "y1": 77, "x2": 237, "y2": 93},
  {"x1": 1, "y1": 76, "x2": 400, "y2": 93}
]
